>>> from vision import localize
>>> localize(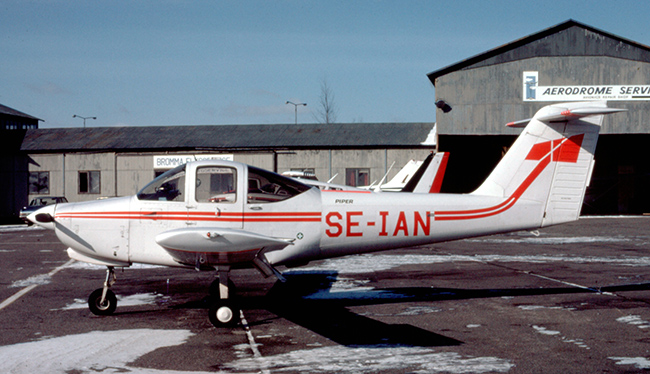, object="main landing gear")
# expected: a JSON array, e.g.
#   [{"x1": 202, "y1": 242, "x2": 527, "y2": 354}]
[
  {"x1": 208, "y1": 266, "x2": 240, "y2": 328},
  {"x1": 88, "y1": 266, "x2": 117, "y2": 316}
]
